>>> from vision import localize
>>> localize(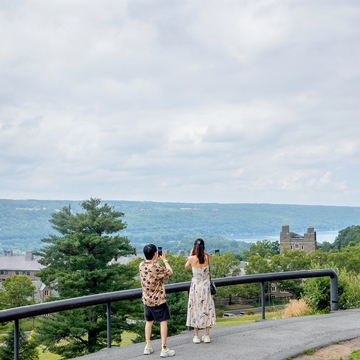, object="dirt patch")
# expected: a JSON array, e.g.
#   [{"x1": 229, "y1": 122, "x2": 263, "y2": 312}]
[{"x1": 293, "y1": 336, "x2": 360, "y2": 359}]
